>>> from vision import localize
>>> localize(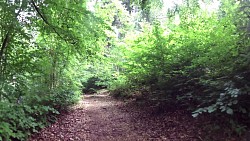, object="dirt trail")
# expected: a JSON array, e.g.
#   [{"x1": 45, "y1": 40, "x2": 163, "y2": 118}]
[{"x1": 29, "y1": 90, "x2": 211, "y2": 141}]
